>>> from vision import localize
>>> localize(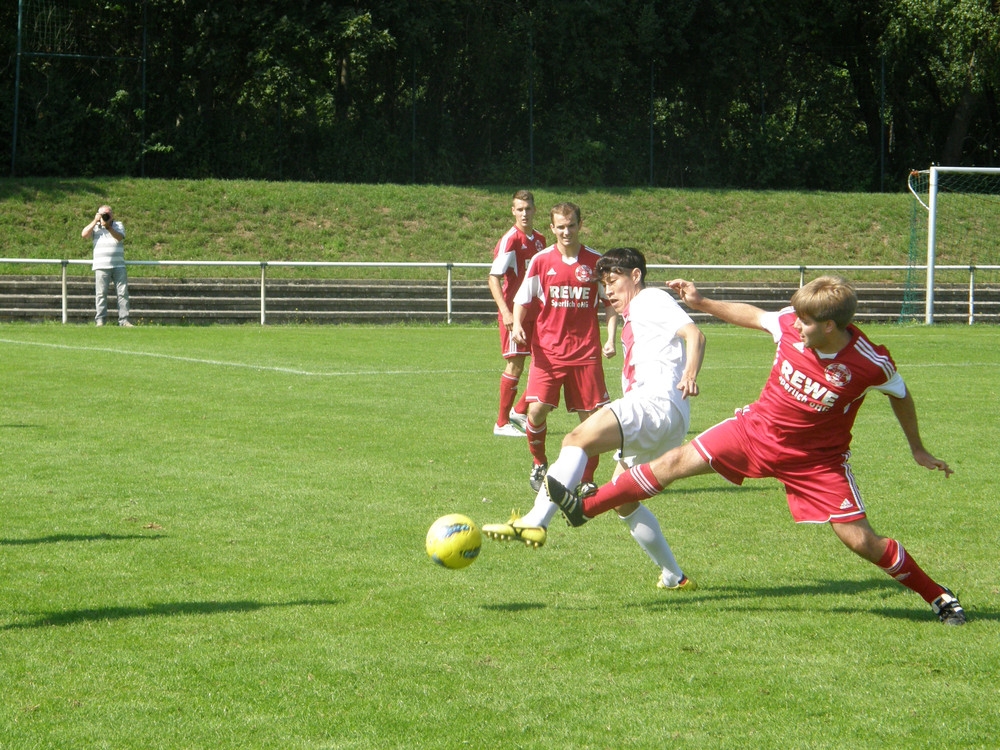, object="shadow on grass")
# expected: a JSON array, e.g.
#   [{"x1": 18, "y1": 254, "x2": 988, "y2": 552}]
[
  {"x1": 480, "y1": 602, "x2": 546, "y2": 613},
  {"x1": 2, "y1": 599, "x2": 340, "y2": 631},
  {"x1": 635, "y1": 578, "x2": 995, "y2": 624},
  {"x1": 0, "y1": 533, "x2": 166, "y2": 546}
]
